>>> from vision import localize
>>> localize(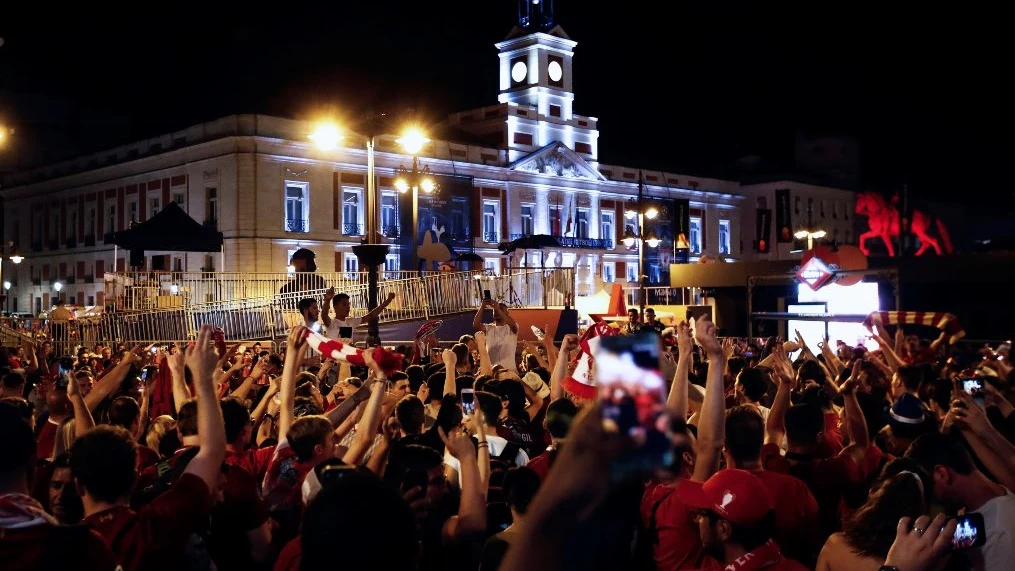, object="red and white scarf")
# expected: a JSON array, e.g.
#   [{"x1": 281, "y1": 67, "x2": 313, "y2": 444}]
[
  {"x1": 562, "y1": 321, "x2": 618, "y2": 400},
  {"x1": 863, "y1": 311, "x2": 965, "y2": 344},
  {"x1": 302, "y1": 330, "x2": 404, "y2": 376},
  {"x1": 721, "y1": 539, "x2": 784, "y2": 571}
]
